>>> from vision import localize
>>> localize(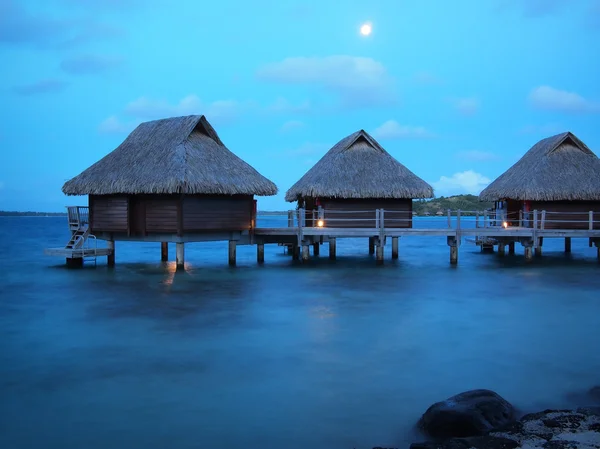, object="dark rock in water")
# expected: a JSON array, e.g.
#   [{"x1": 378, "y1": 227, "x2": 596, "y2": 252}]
[
  {"x1": 417, "y1": 389, "x2": 516, "y2": 438},
  {"x1": 578, "y1": 406, "x2": 600, "y2": 417},
  {"x1": 410, "y1": 435, "x2": 519, "y2": 449}
]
